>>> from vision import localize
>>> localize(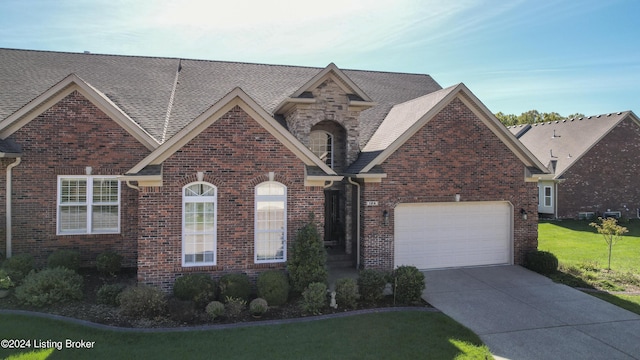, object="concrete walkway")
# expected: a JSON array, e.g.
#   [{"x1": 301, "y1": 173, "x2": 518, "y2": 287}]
[{"x1": 422, "y1": 266, "x2": 640, "y2": 360}]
